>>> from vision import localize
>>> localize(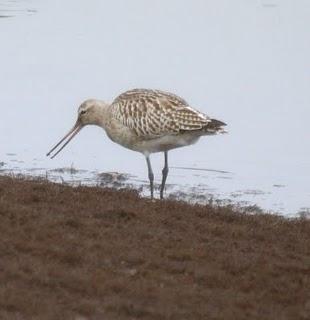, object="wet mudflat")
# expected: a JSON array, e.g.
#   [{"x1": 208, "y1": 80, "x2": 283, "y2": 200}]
[{"x1": 0, "y1": 176, "x2": 310, "y2": 320}]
